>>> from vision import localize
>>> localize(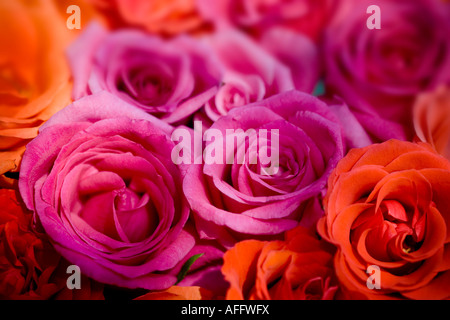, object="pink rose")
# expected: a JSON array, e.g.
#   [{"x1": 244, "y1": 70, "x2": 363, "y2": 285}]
[
  {"x1": 259, "y1": 27, "x2": 320, "y2": 93},
  {"x1": 197, "y1": 30, "x2": 295, "y2": 124},
  {"x1": 18, "y1": 91, "x2": 194, "y2": 290},
  {"x1": 67, "y1": 22, "x2": 223, "y2": 125},
  {"x1": 324, "y1": 0, "x2": 450, "y2": 141},
  {"x1": 183, "y1": 91, "x2": 345, "y2": 247},
  {"x1": 195, "y1": 29, "x2": 319, "y2": 126}
]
